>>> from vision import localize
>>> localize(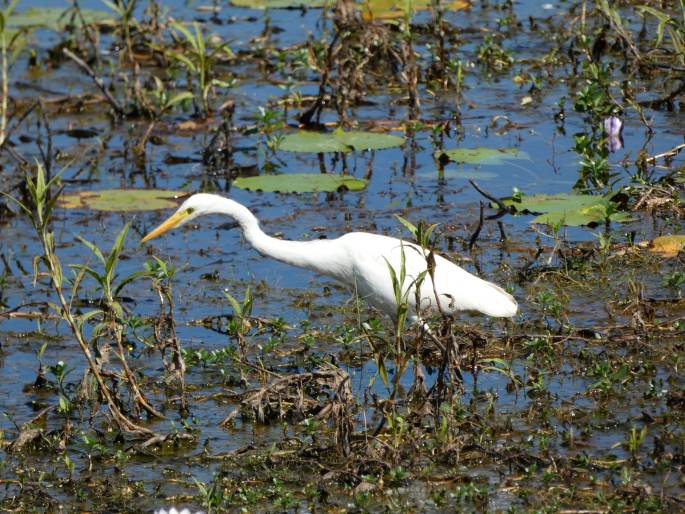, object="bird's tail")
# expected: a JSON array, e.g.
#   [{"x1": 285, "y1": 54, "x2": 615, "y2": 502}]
[{"x1": 470, "y1": 279, "x2": 518, "y2": 317}]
